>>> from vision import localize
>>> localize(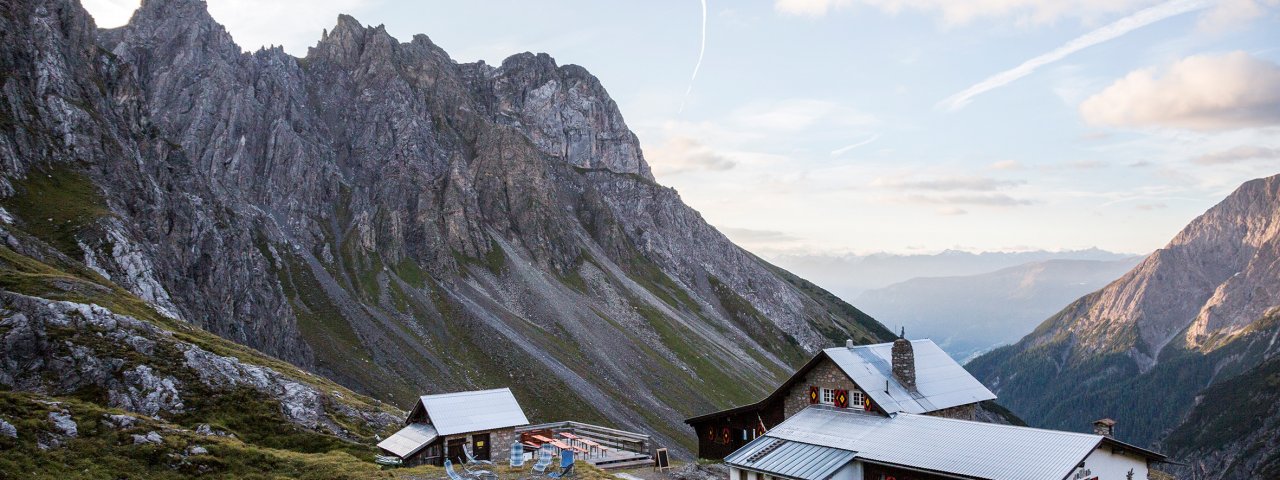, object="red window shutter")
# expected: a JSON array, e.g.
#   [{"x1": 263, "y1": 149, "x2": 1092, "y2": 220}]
[
  {"x1": 808, "y1": 386, "x2": 819, "y2": 404},
  {"x1": 834, "y1": 389, "x2": 849, "y2": 408}
]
